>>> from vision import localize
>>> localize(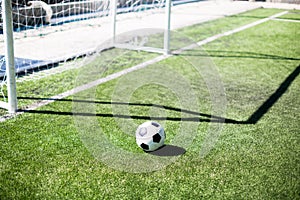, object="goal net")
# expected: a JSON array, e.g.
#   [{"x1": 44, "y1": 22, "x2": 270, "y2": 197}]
[{"x1": 0, "y1": 0, "x2": 174, "y2": 114}]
